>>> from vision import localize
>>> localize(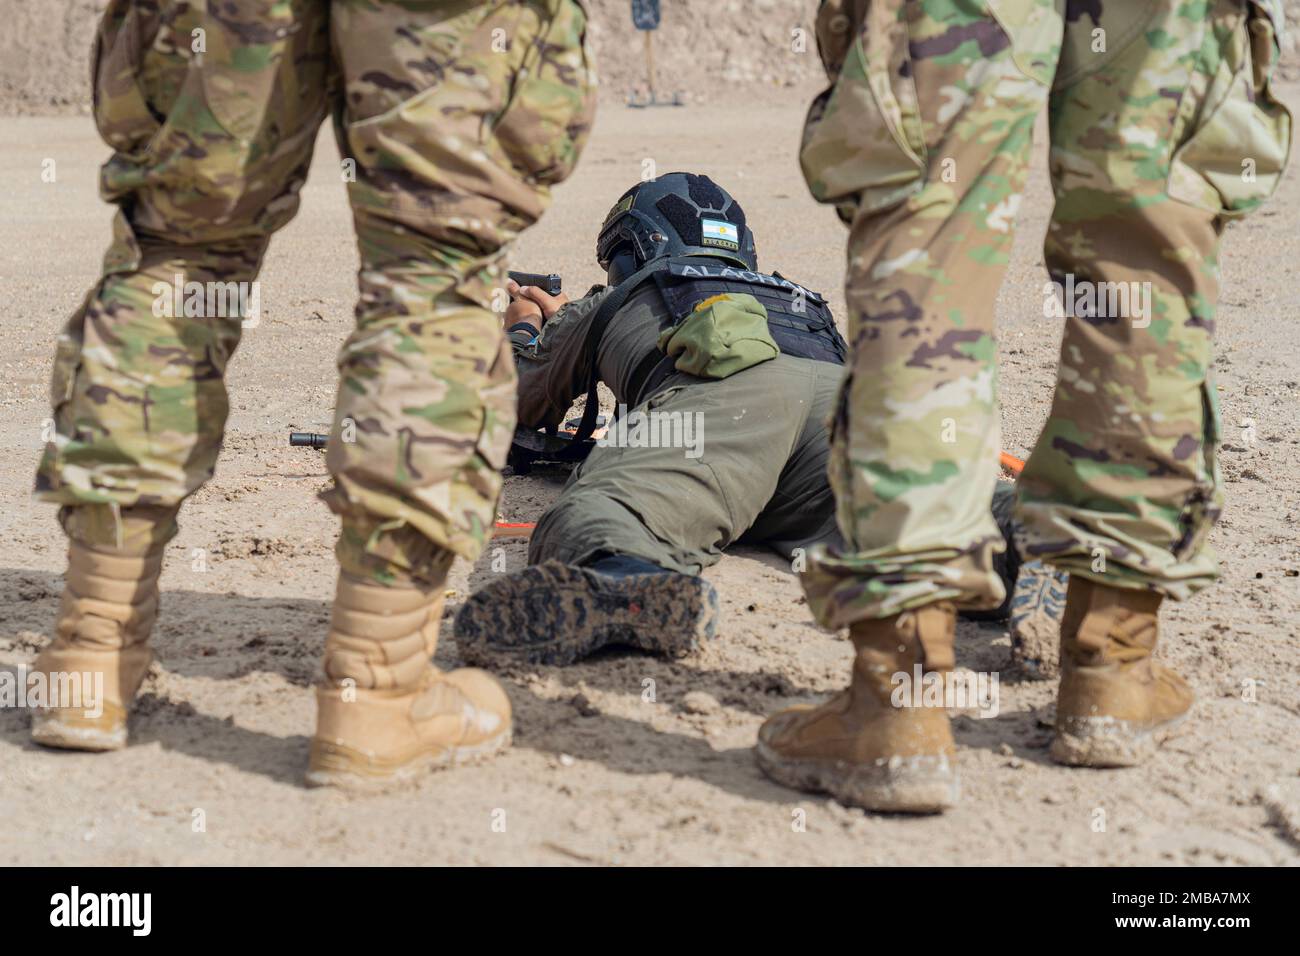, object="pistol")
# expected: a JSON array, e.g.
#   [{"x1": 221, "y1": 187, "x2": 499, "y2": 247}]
[{"x1": 507, "y1": 271, "x2": 563, "y2": 296}]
